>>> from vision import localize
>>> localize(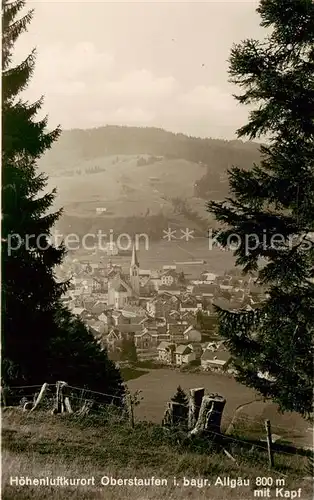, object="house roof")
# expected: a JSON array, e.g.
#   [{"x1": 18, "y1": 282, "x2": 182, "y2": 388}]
[
  {"x1": 112, "y1": 310, "x2": 122, "y2": 318},
  {"x1": 169, "y1": 311, "x2": 180, "y2": 318},
  {"x1": 115, "y1": 283, "x2": 129, "y2": 293},
  {"x1": 139, "y1": 270, "x2": 151, "y2": 276},
  {"x1": 184, "y1": 326, "x2": 201, "y2": 336},
  {"x1": 158, "y1": 284, "x2": 182, "y2": 291},
  {"x1": 213, "y1": 298, "x2": 241, "y2": 311},
  {"x1": 87, "y1": 320, "x2": 105, "y2": 333},
  {"x1": 121, "y1": 305, "x2": 146, "y2": 316},
  {"x1": 201, "y1": 349, "x2": 231, "y2": 363},
  {"x1": 188, "y1": 342, "x2": 203, "y2": 350},
  {"x1": 180, "y1": 301, "x2": 198, "y2": 308},
  {"x1": 193, "y1": 284, "x2": 216, "y2": 295},
  {"x1": 118, "y1": 324, "x2": 143, "y2": 333},
  {"x1": 176, "y1": 345, "x2": 192, "y2": 355},
  {"x1": 157, "y1": 341, "x2": 175, "y2": 351},
  {"x1": 106, "y1": 330, "x2": 121, "y2": 340},
  {"x1": 161, "y1": 269, "x2": 179, "y2": 278},
  {"x1": 134, "y1": 329, "x2": 153, "y2": 338}
]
